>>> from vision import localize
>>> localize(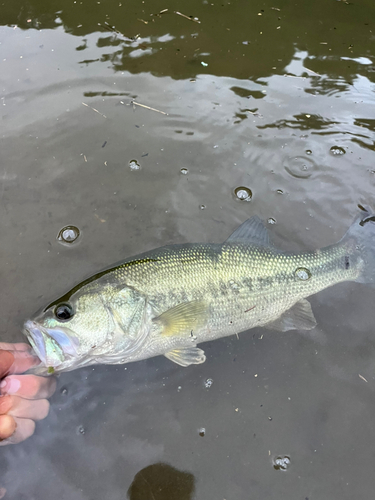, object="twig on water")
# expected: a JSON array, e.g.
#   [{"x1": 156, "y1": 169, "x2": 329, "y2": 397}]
[
  {"x1": 150, "y1": 8, "x2": 168, "y2": 17},
  {"x1": 174, "y1": 11, "x2": 201, "y2": 23},
  {"x1": 98, "y1": 22, "x2": 135, "y2": 40},
  {"x1": 94, "y1": 213, "x2": 106, "y2": 223},
  {"x1": 305, "y1": 67, "x2": 321, "y2": 77},
  {"x1": 82, "y1": 102, "x2": 107, "y2": 118},
  {"x1": 131, "y1": 100, "x2": 168, "y2": 115}
]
